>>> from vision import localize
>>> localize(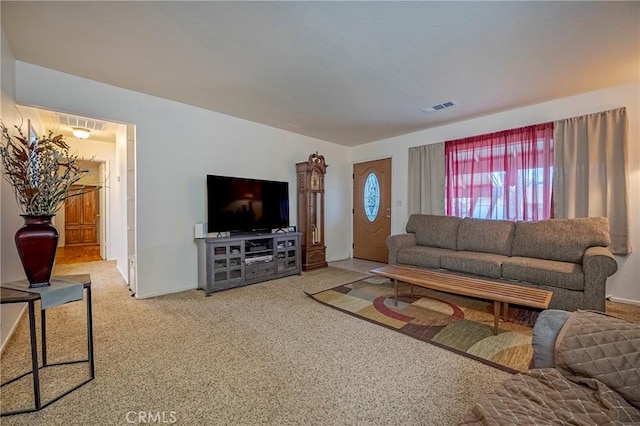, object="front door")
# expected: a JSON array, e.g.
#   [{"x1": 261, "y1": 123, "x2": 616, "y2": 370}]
[
  {"x1": 65, "y1": 186, "x2": 99, "y2": 246},
  {"x1": 353, "y1": 158, "x2": 392, "y2": 262}
]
